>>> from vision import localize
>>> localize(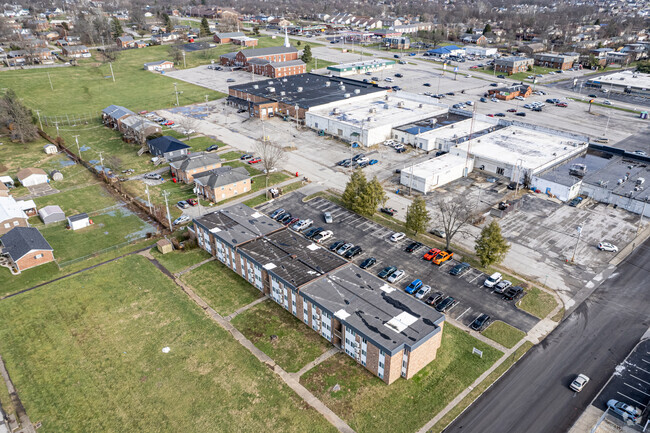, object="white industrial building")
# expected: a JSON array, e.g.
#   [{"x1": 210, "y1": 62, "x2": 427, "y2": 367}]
[
  {"x1": 585, "y1": 70, "x2": 650, "y2": 97},
  {"x1": 400, "y1": 154, "x2": 472, "y2": 193},
  {"x1": 327, "y1": 59, "x2": 395, "y2": 77},
  {"x1": 463, "y1": 46, "x2": 498, "y2": 57},
  {"x1": 392, "y1": 115, "x2": 496, "y2": 152},
  {"x1": 305, "y1": 93, "x2": 447, "y2": 146}
]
